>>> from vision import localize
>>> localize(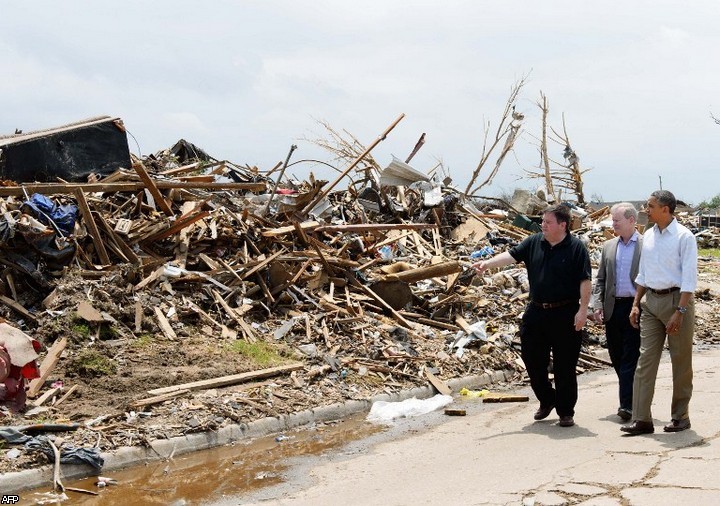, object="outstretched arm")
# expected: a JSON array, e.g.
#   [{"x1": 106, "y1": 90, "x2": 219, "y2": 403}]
[{"x1": 472, "y1": 251, "x2": 517, "y2": 275}]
